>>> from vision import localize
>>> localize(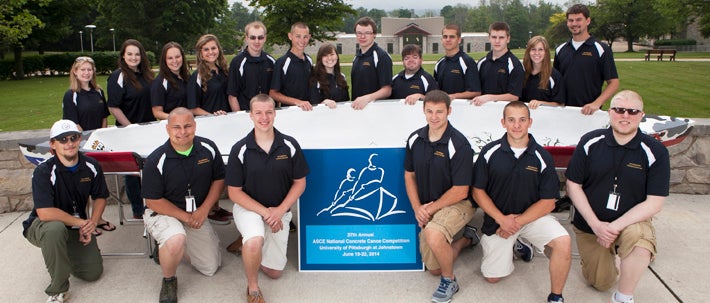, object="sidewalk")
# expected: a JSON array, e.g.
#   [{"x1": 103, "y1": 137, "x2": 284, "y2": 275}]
[{"x1": 1, "y1": 194, "x2": 706, "y2": 302}]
